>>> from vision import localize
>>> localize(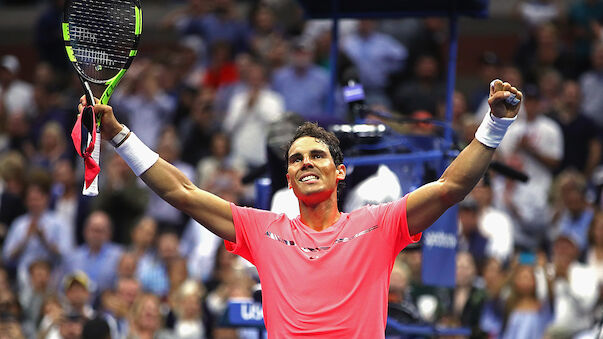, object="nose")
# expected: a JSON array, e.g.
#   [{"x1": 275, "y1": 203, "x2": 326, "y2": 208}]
[{"x1": 301, "y1": 155, "x2": 313, "y2": 169}]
